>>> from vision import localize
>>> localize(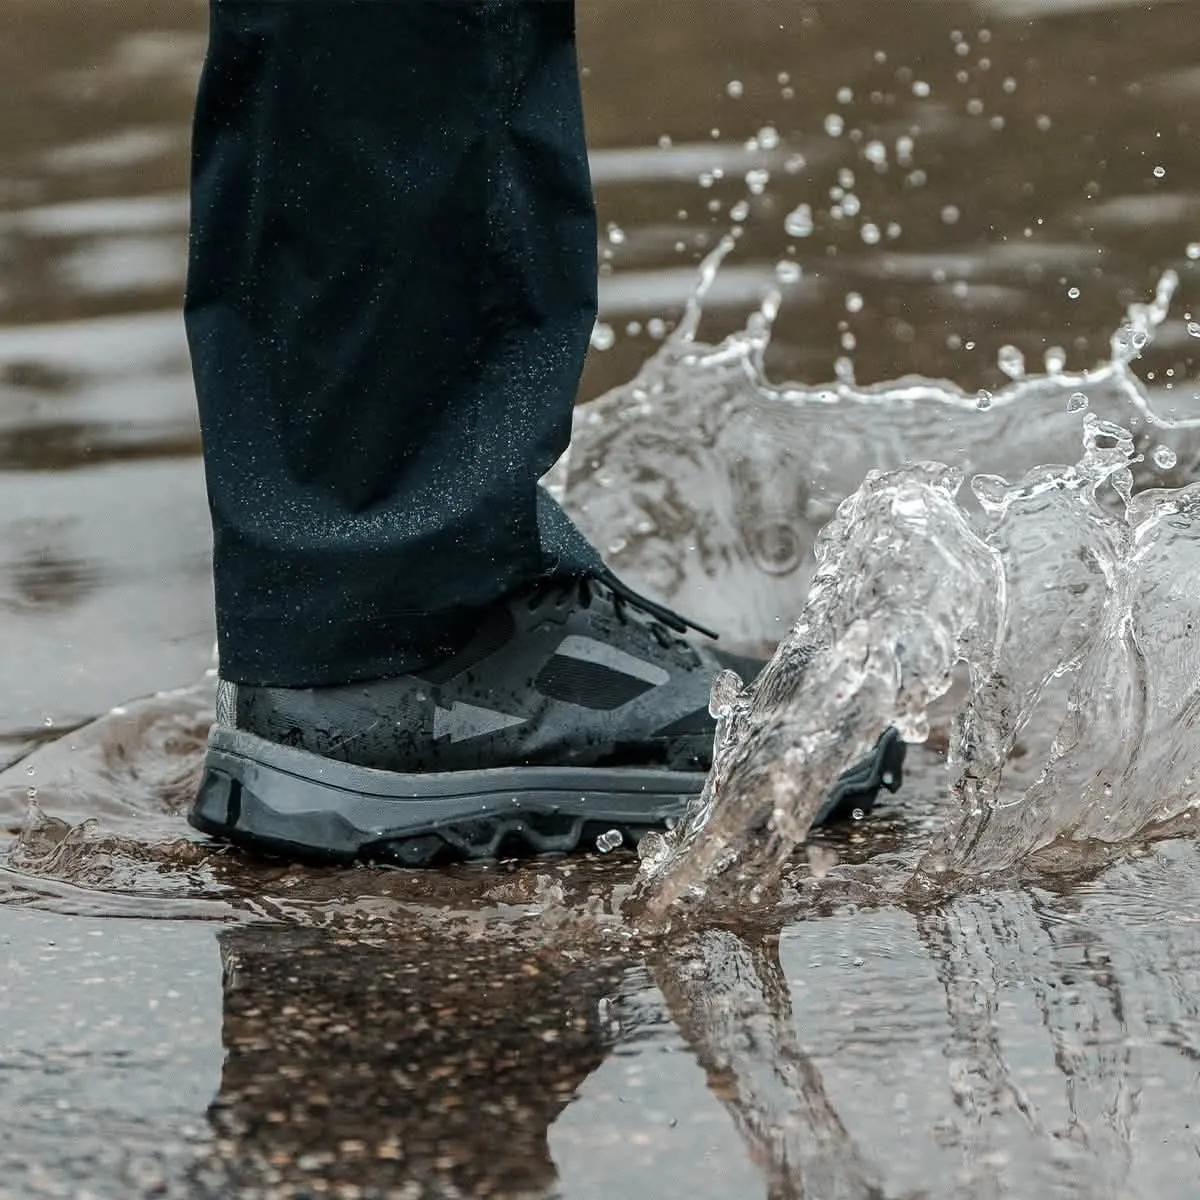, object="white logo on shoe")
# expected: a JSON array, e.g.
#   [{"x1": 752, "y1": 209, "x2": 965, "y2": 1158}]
[
  {"x1": 433, "y1": 701, "x2": 525, "y2": 743},
  {"x1": 557, "y1": 635, "x2": 670, "y2": 685}
]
